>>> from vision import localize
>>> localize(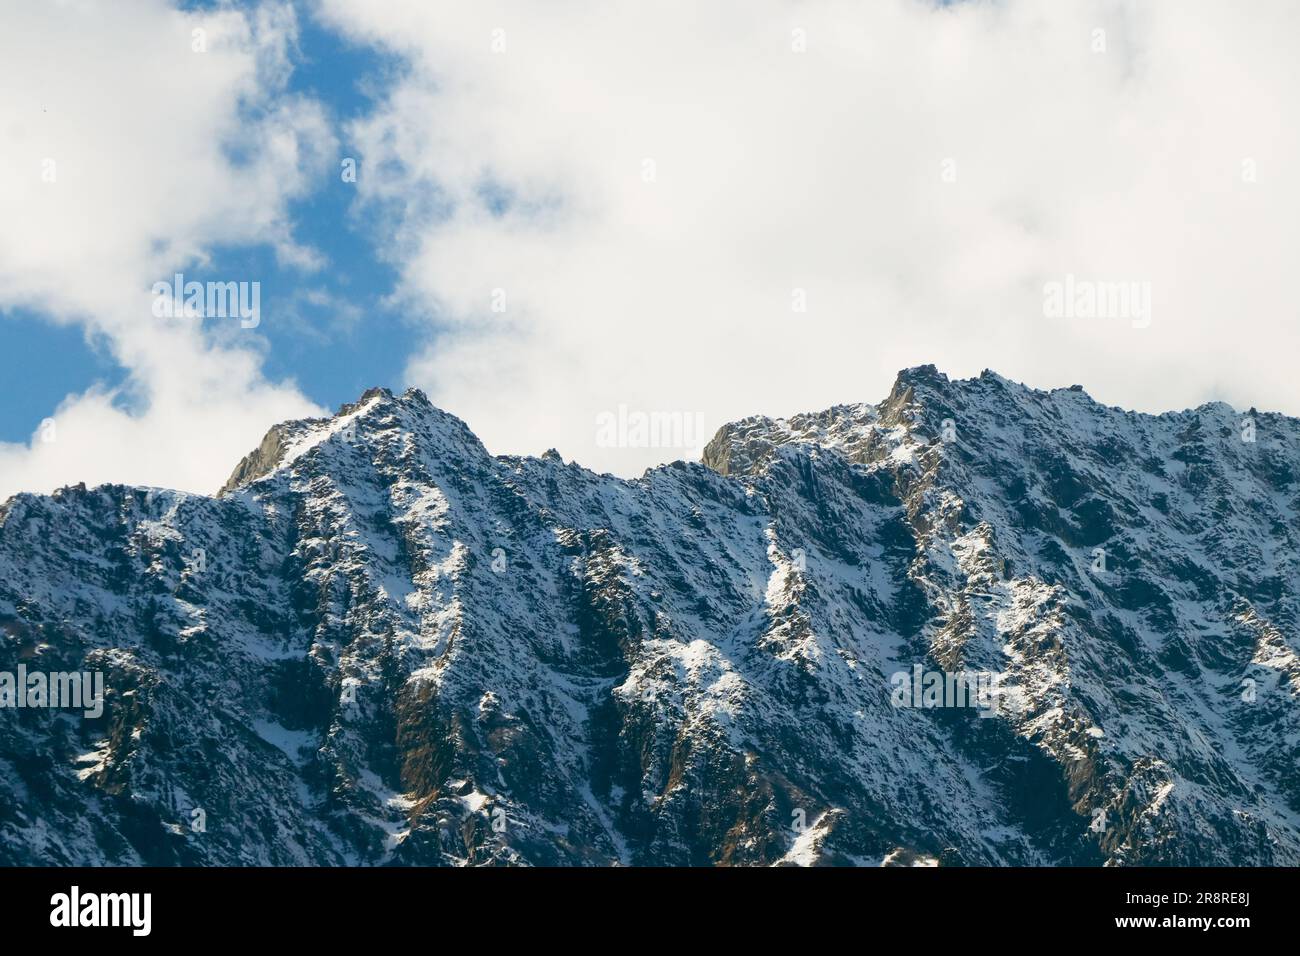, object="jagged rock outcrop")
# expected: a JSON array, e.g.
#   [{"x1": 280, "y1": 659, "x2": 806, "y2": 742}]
[{"x1": 2, "y1": 367, "x2": 1298, "y2": 865}]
